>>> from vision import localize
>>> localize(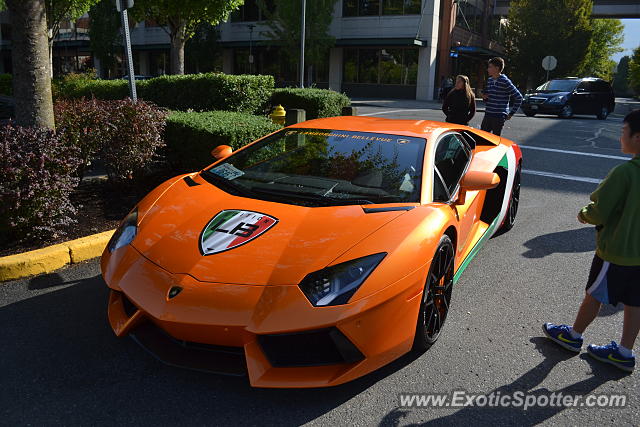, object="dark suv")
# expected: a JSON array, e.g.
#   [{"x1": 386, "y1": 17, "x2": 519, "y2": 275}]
[{"x1": 521, "y1": 77, "x2": 615, "y2": 119}]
